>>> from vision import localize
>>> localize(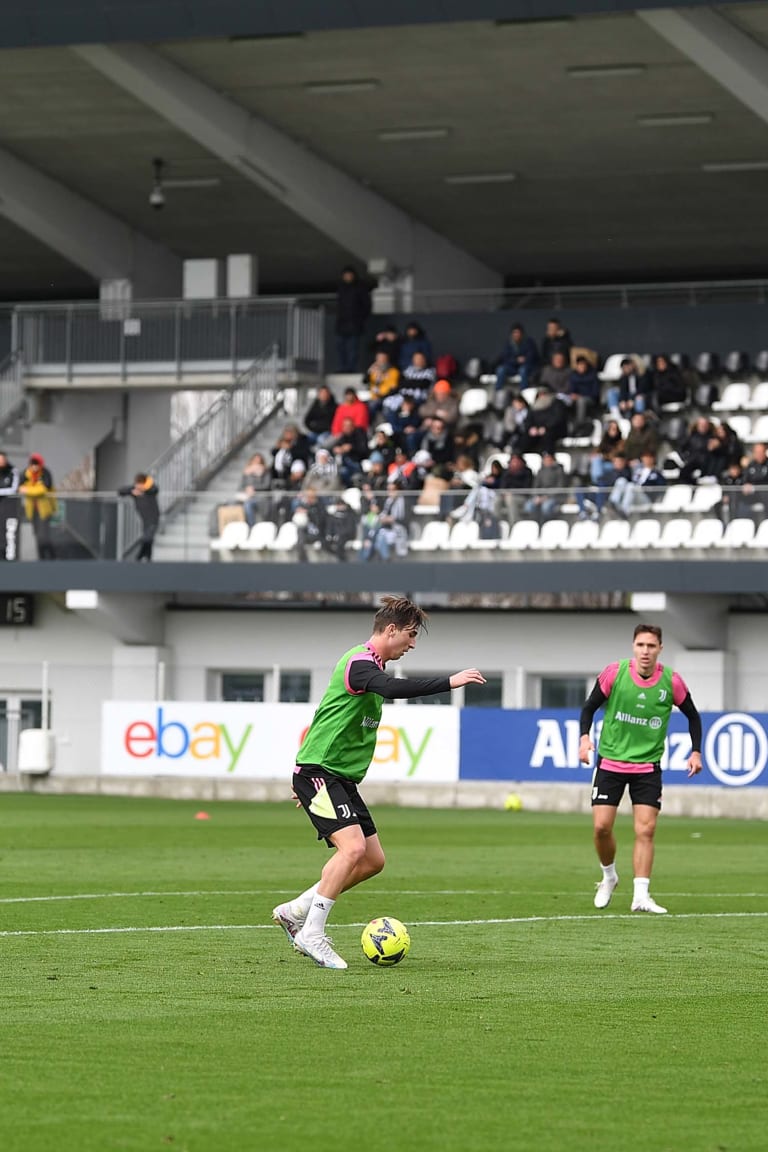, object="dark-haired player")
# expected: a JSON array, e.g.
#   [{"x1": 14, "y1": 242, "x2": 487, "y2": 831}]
[
  {"x1": 273, "y1": 595, "x2": 486, "y2": 968},
  {"x1": 579, "y1": 624, "x2": 702, "y2": 914}
]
